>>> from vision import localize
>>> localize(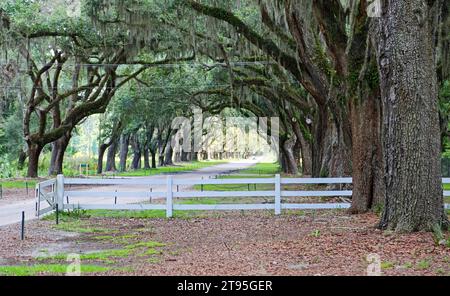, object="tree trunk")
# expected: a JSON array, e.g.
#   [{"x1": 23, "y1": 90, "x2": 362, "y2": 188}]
[
  {"x1": 282, "y1": 135, "x2": 299, "y2": 175},
  {"x1": 130, "y1": 135, "x2": 142, "y2": 170},
  {"x1": 105, "y1": 140, "x2": 118, "y2": 171},
  {"x1": 143, "y1": 147, "x2": 150, "y2": 169},
  {"x1": 97, "y1": 143, "x2": 107, "y2": 174},
  {"x1": 181, "y1": 151, "x2": 189, "y2": 162},
  {"x1": 18, "y1": 150, "x2": 27, "y2": 171},
  {"x1": 349, "y1": 91, "x2": 384, "y2": 213},
  {"x1": 192, "y1": 152, "x2": 199, "y2": 161},
  {"x1": 48, "y1": 134, "x2": 71, "y2": 176},
  {"x1": 119, "y1": 134, "x2": 130, "y2": 172},
  {"x1": 157, "y1": 132, "x2": 165, "y2": 166},
  {"x1": 27, "y1": 143, "x2": 43, "y2": 178},
  {"x1": 150, "y1": 150, "x2": 157, "y2": 168},
  {"x1": 164, "y1": 144, "x2": 174, "y2": 166},
  {"x1": 375, "y1": 0, "x2": 449, "y2": 231}
]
